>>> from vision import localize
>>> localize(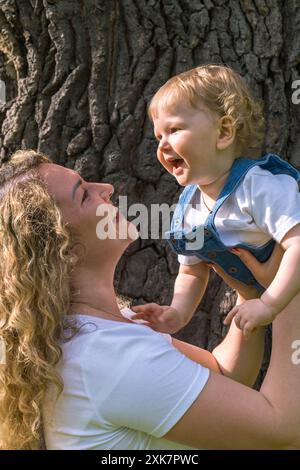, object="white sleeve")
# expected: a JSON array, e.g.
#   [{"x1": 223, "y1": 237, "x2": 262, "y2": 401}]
[
  {"x1": 178, "y1": 254, "x2": 203, "y2": 265},
  {"x1": 240, "y1": 168, "x2": 300, "y2": 243},
  {"x1": 82, "y1": 325, "x2": 209, "y2": 438}
]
